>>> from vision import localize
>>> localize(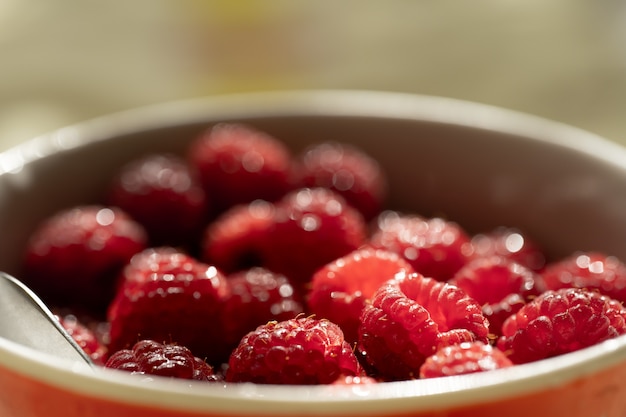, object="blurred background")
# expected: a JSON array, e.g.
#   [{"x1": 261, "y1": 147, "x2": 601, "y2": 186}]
[{"x1": 1, "y1": 1, "x2": 625, "y2": 150}]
